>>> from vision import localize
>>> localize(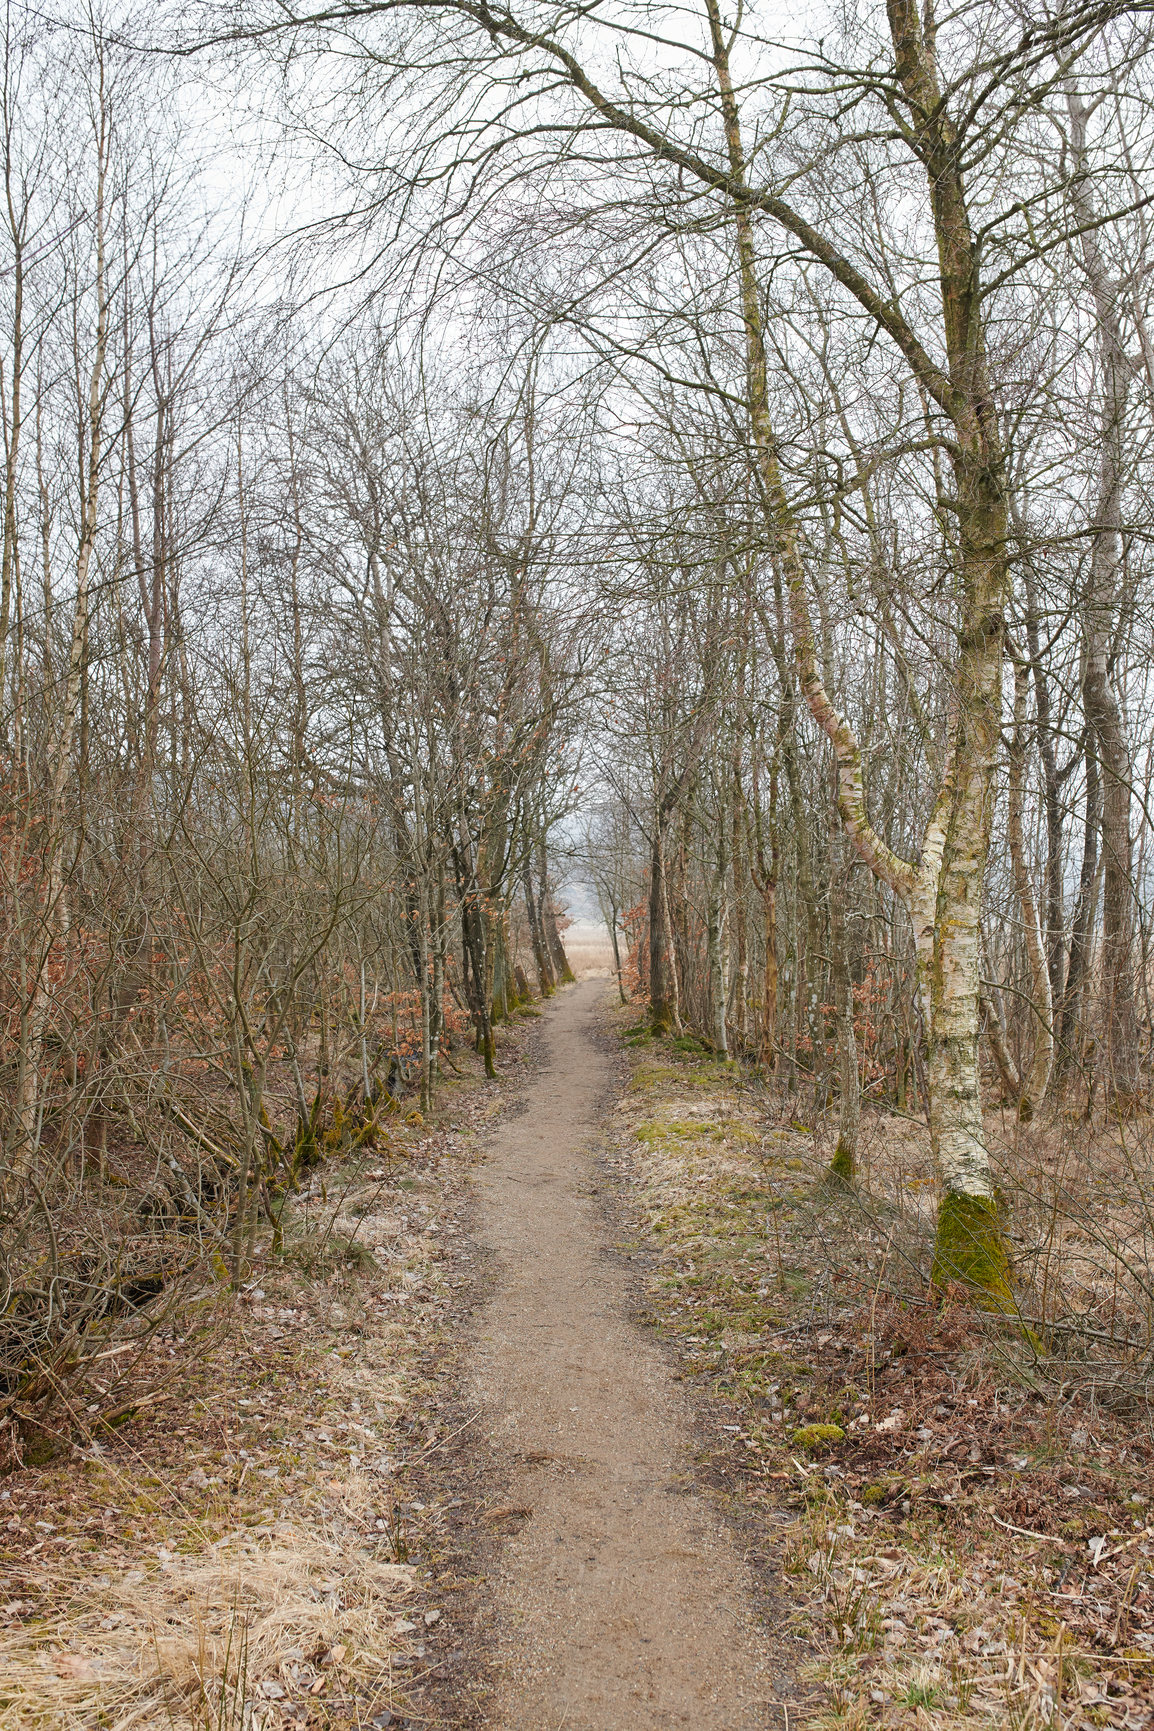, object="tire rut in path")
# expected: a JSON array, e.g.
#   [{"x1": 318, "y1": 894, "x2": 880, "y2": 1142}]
[{"x1": 468, "y1": 978, "x2": 778, "y2": 1729}]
